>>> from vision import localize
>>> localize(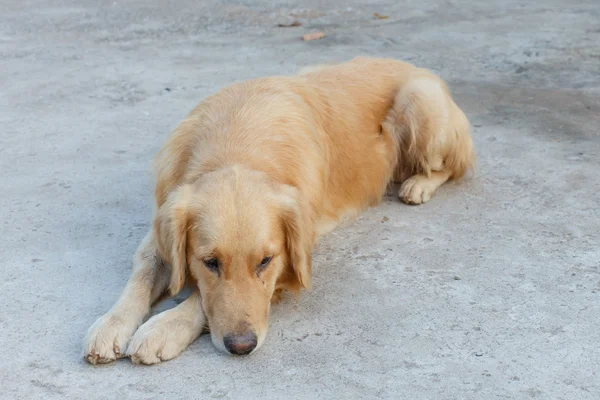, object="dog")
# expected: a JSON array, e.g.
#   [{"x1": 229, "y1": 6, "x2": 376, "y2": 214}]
[{"x1": 83, "y1": 57, "x2": 475, "y2": 364}]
